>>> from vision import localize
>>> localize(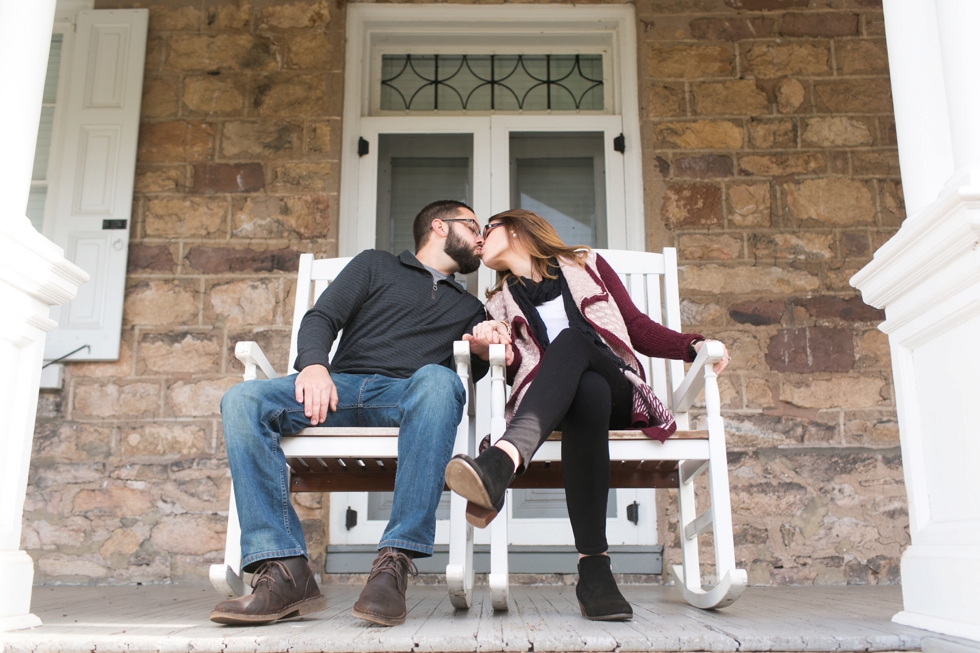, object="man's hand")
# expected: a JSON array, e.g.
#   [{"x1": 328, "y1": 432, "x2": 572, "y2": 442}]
[
  {"x1": 294, "y1": 364, "x2": 337, "y2": 426},
  {"x1": 463, "y1": 320, "x2": 514, "y2": 365}
]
